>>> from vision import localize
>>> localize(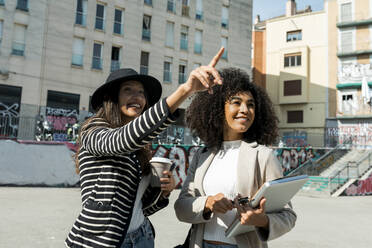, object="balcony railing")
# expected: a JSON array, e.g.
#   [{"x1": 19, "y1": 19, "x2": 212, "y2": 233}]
[
  {"x1": 114, "y1": 22, "x2": 123, "y2": 35},
  {"x1": 16, "y1": 0, "x2": 28, "y2": 11},
  {"x1": 140, "y1": 65, "x2": 148, "y2": 75},
  {"x1": 164, "y1": 71, "x2": 171, "y2": 82},
  {"x1": 182, "y1": 5, "x2": 189, "y2": 17},
  {"x1": 71, "y1": 54, "x2": 83, "y2": 66},
  {"x1": 221, "y1": 19, "x2": 229, "y2": 28},
  {"x1": 179, "y1": 73, "x2": 186, "y2": 84},
  {"x1": 12, "y1": 42, "x2": 25, "y2": 56},
  {"x1": 196, "y1": 10, "x2": 203, "y2": 20},
  {"x1": 92, "y1": 57, "x2": 102, "y2": 70},
  {"x1": 180, "y1": 38, "x2": 188, "y2": 50},
  {"x1": 142, "y1": 29, "x2": 151, "y2": 41},
  {"x1": 337, "y1": 42, "x2": 372, "y2": 58},
  {"x1": 194, "y1": 43, "x2": 202, "y2": 54},
  {"x1": 95, "y1": 17, "x2": 105, "y2": 30},
  {"x1": 75, "y1": 12, "x2": 86, "y2": 26},
  {"x1": 111, "y1": 60, "x2": 120, "y2": 72},
  {"x1": 167, "y1": 0, "x2": 175, "y2": 13},
  {"x1": 337, "y1": 12, "x2": 372, "y2": 28}
]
